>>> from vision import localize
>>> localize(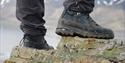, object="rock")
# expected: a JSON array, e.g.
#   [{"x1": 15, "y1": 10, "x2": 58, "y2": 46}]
[{"x1": 4, "y1": 37, "x2": 125, "y2": 63}]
